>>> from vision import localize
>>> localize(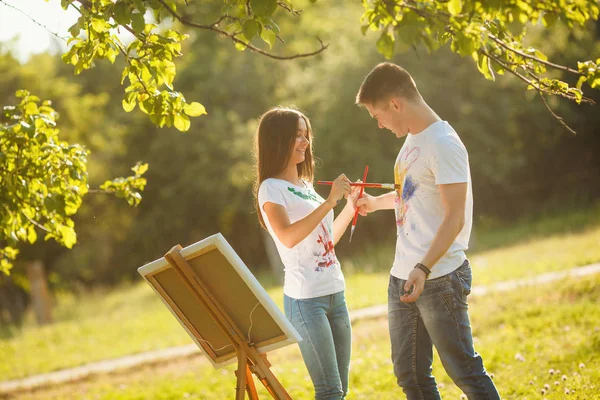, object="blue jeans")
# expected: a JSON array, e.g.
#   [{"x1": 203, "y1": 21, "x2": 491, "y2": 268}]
[
  {"x1": 388, "y1": 260, "x2": 500, "y2": 400},
  {"x1": 284, "y1": 291, "x2": 352, "y2": 400}
]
